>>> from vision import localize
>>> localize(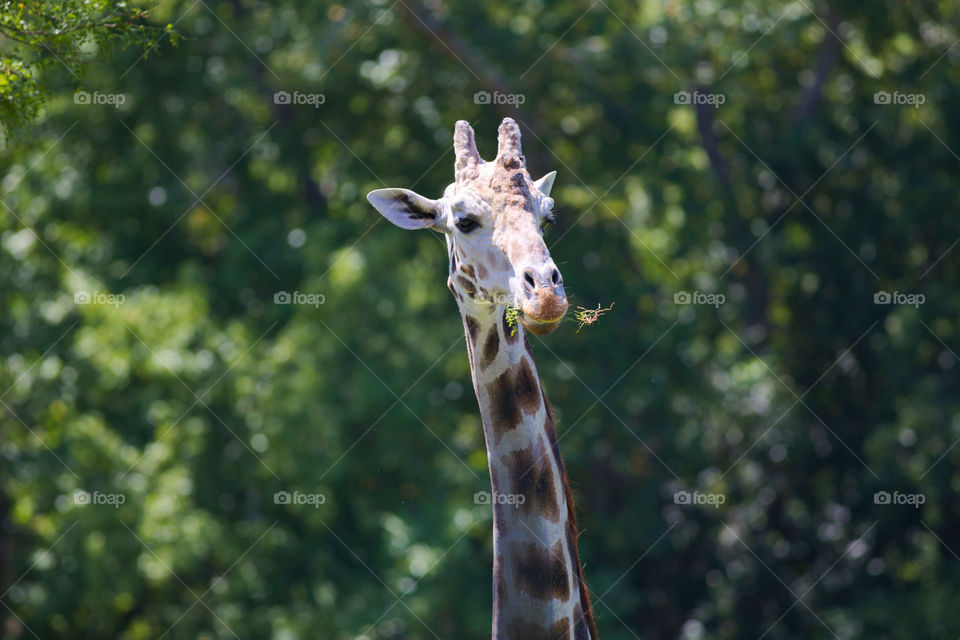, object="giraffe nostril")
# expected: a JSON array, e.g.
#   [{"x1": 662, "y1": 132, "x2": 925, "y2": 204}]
[
  {"x1": 523, "y1": 270, "x2": 536, "y2": 290},
  {"x1": 551, "y1": 269, "x2": 561, "y2": 285}
]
